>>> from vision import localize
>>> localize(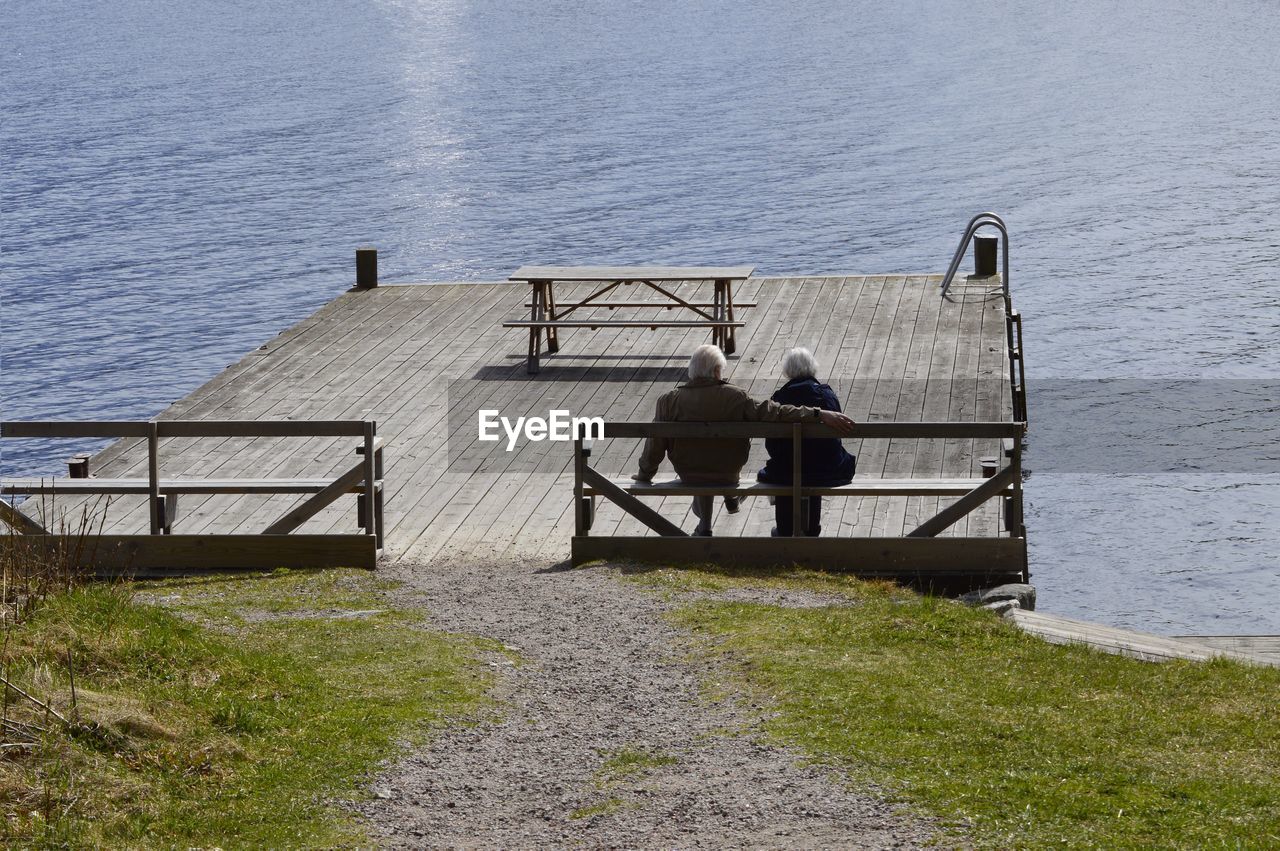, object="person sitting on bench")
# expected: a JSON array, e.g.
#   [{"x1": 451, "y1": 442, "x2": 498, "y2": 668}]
[
  {"x1": 756, "y1": 347, "x2": 857, "y2": 536},
  {"x1": 633, "y1": 343, "x2": 856, "y2": 536}
]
